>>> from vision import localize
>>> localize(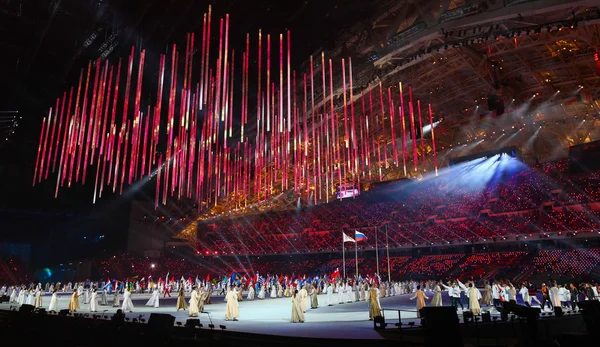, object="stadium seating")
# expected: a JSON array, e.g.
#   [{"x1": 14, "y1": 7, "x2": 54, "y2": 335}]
[{"x1": 176, "y1": 160, "x2": 600, "y2": 256}]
